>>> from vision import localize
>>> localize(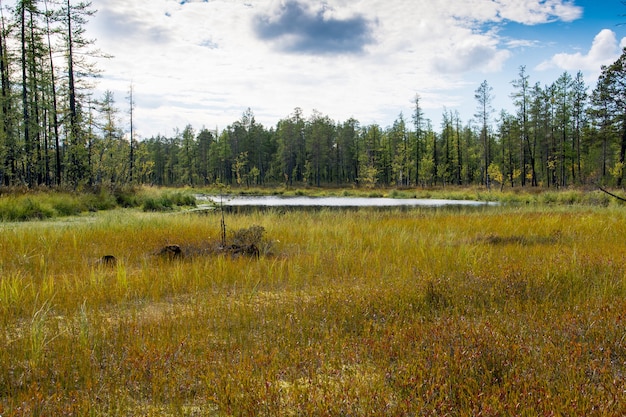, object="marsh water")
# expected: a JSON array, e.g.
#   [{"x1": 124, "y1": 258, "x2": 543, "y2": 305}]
[{"x1": 196, "y1": 195, "x2": 497, "y2": 210}]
